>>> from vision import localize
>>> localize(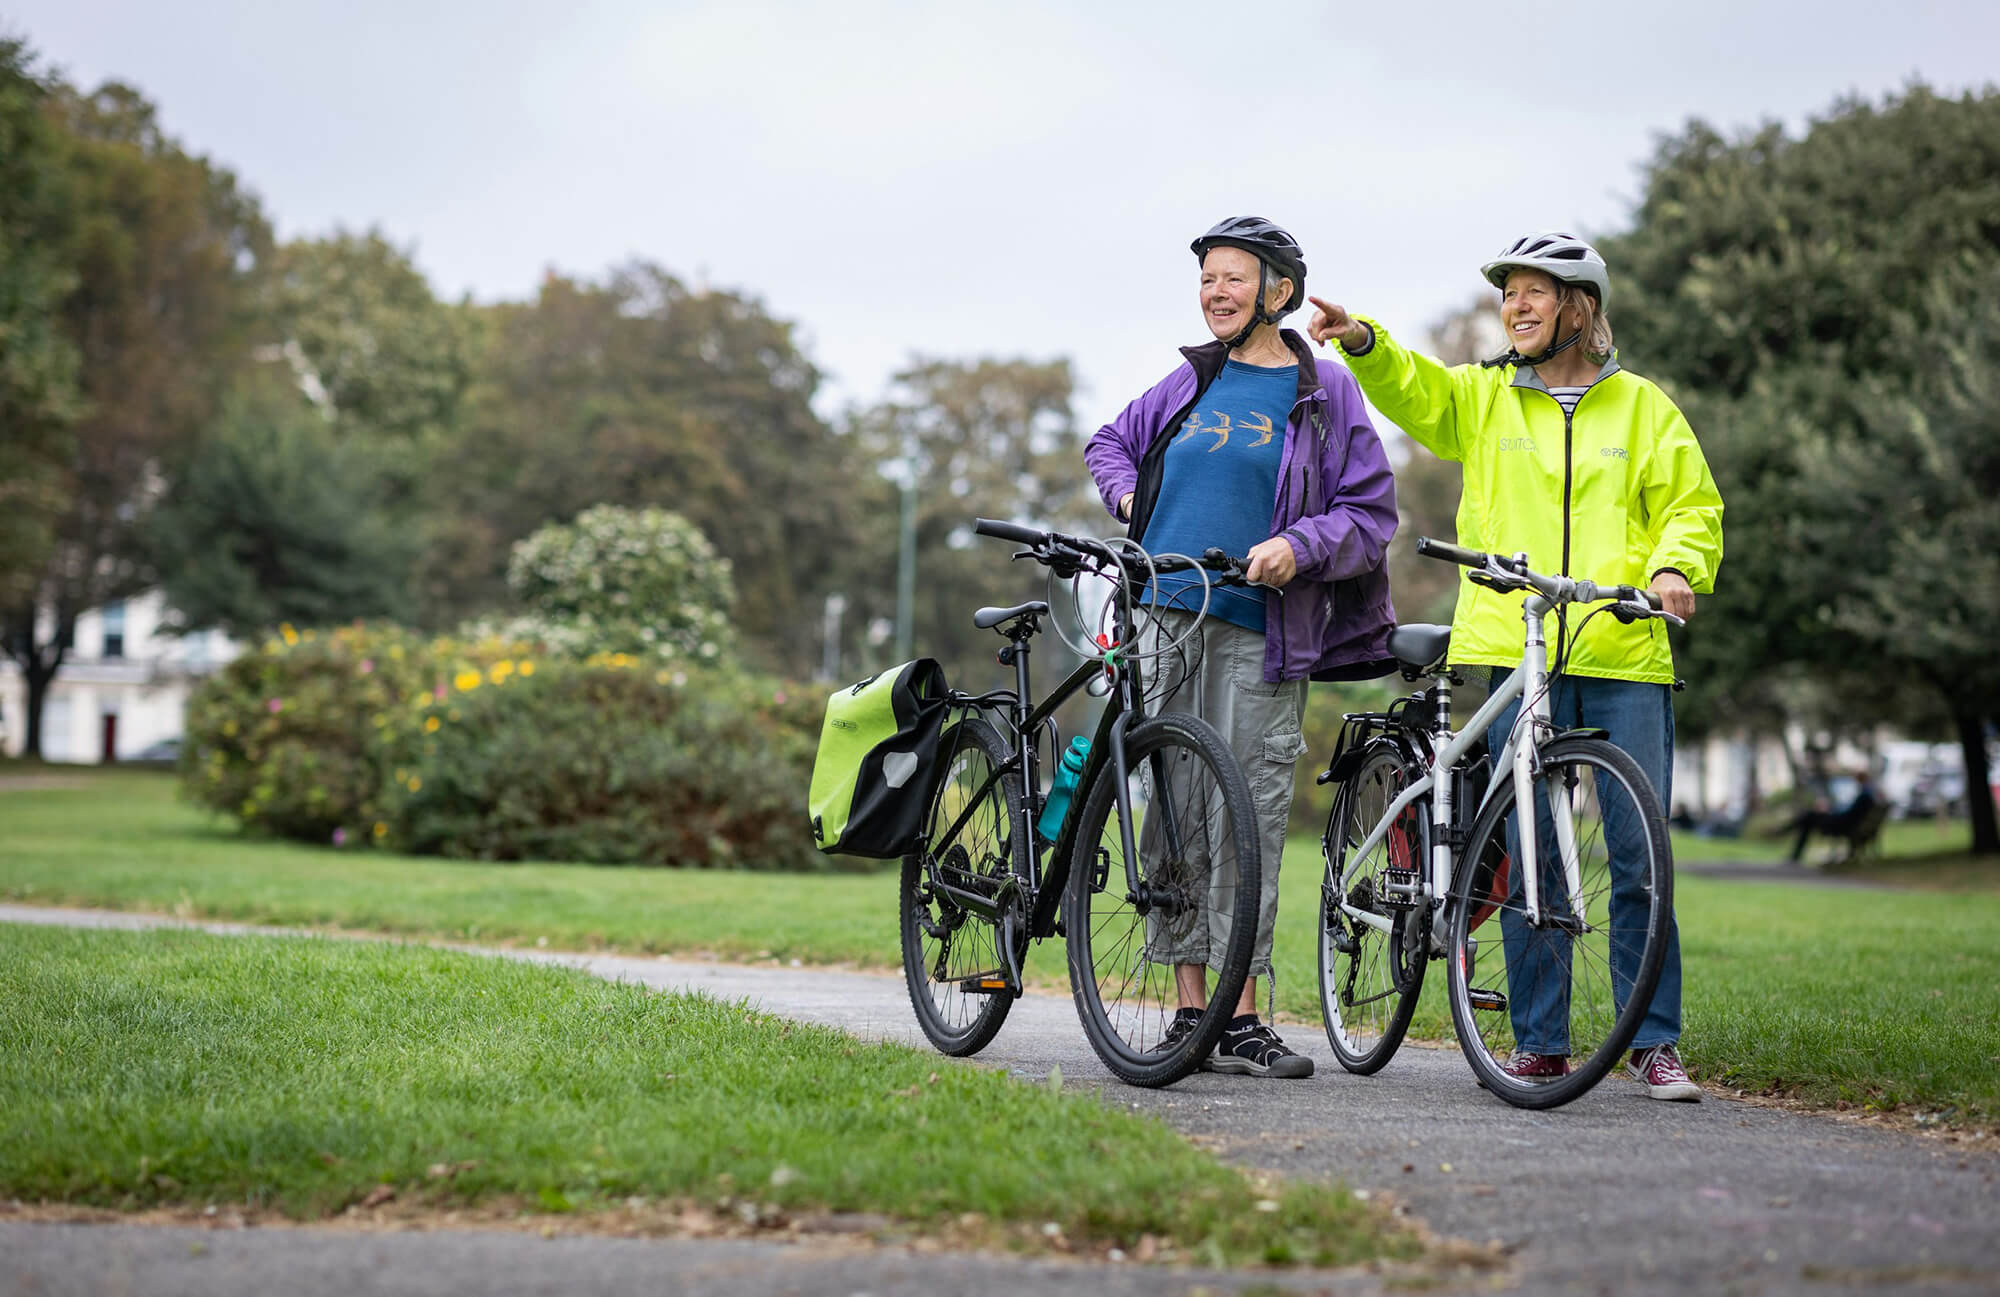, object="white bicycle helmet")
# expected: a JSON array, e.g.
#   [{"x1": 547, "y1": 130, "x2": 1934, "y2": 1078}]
[{"x1": 1480, "y1": 232, "x2": 1610, "y2": 310}]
